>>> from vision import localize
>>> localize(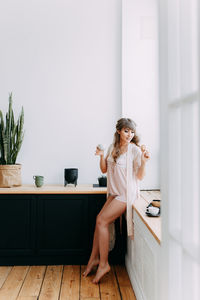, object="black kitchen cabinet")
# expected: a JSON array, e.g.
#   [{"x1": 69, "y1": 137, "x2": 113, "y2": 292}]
[
  {"x1": 37, "y1": 194, "x2": 90, "y2": 256},
  {"x1": 0, "y1": 194, "x2": 36, "y2": 257},
  {"x1": 0, "y1": 193, "x2": 126, "y2": 265}
]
